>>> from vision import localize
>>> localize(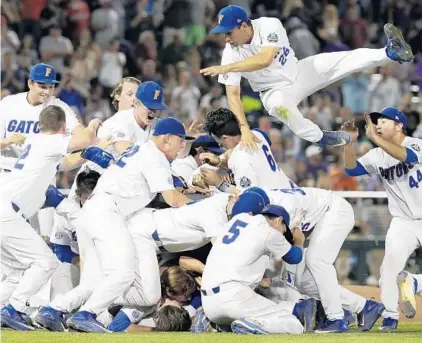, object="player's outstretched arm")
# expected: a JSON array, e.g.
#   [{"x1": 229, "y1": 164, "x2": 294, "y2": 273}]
[
  {"x1": 0, "y1": 133, "x2": 25, "y2": 150},
  {"x1": 67, "y1": 118, "x2": 101, "y2": 153},
  {"x1": 161, "y1": 189, "x2": 193, "y2": 208}
]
